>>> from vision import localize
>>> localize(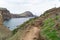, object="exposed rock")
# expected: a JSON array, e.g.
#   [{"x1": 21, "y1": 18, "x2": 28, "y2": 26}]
[
  {"x1": 0, "y1": 13, "x2": 3, "y2": 25},
  {"x1": 0, "y1": 8, "x2": 11, "y2": 21}
]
